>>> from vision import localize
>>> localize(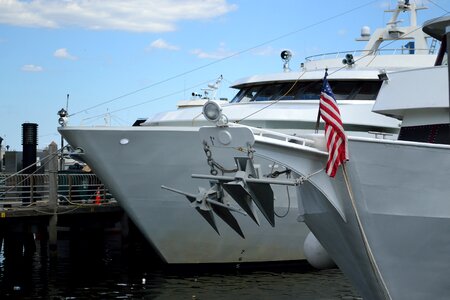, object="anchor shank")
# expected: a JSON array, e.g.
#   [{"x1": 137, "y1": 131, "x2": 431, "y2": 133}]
[{"x1": 191, "y1": 174, "x2": 297, "y2": 186}]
